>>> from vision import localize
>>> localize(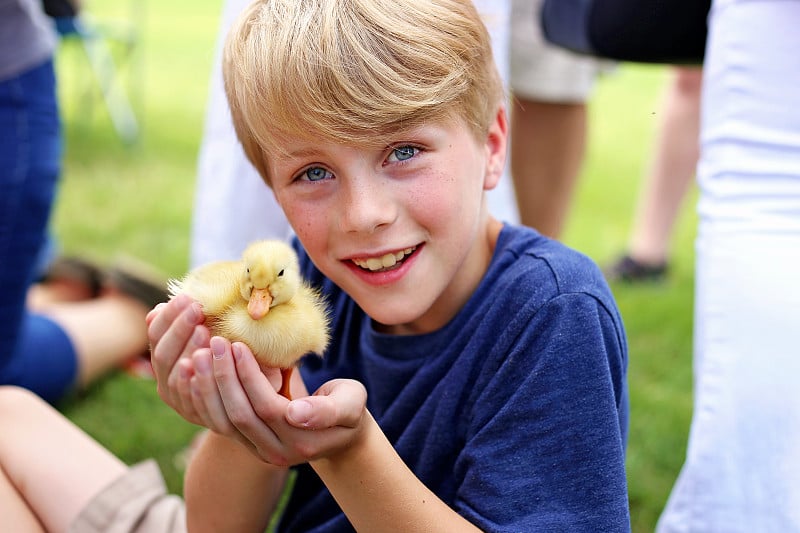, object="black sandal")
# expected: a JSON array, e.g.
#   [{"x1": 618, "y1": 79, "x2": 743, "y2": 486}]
[
  {"x1": 40, "y1": 256, "x2": 105, "y2": 297},
  {"x1": 604, "y1": 254, "x2": 667, "y2": 283},
  {"x1": 104, "y1": 257, "x2": 169, "y2": 310}
]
